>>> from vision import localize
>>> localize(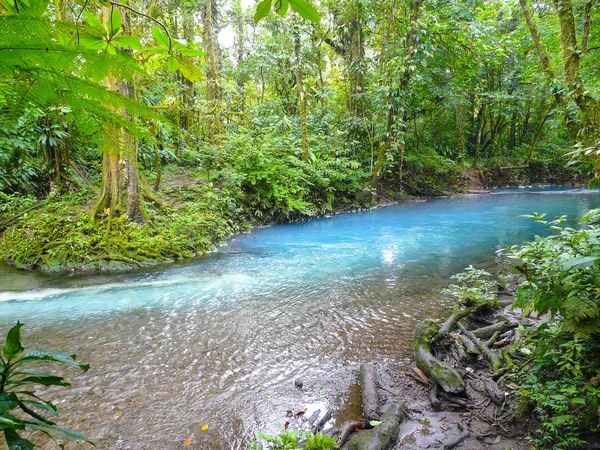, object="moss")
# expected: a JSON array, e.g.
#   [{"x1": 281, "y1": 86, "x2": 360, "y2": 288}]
[{"x1": 0, "y1": 184, "x2": 247, "y2": 272}]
